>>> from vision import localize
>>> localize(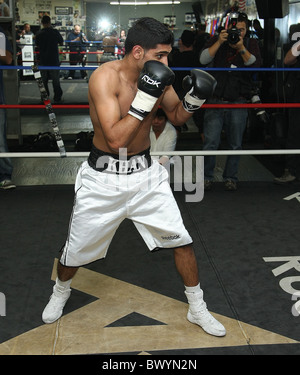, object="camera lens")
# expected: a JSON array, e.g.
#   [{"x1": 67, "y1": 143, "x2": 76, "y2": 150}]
[{"x1": 228, "y1": 29, "x2": 240, "y2": 44}]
